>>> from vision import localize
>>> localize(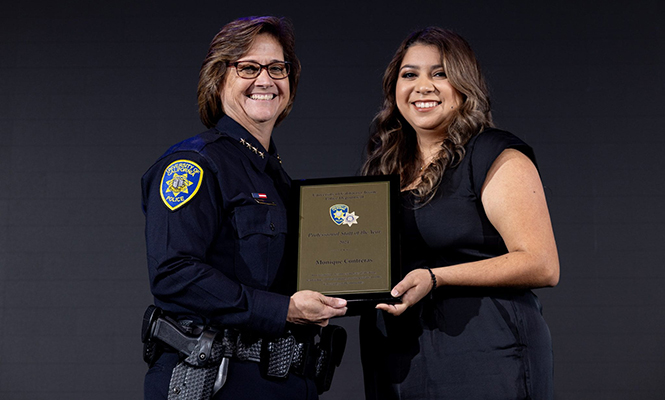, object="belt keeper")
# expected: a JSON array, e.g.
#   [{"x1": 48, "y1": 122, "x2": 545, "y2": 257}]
[
  {"x1": 423, "y1": 267, "x2": 437, "y2": 299},
  {"x1": 261, "y1": 335, "x2": 295, "y2": 379},
  {"x1": 292, "y1": 341, "x2": 311, "y2": 377}
]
